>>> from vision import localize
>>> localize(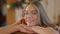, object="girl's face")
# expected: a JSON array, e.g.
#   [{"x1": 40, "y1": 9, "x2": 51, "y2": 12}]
[{"x1": 24, "y1": 4, "x2": 40, "y2": 26}]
